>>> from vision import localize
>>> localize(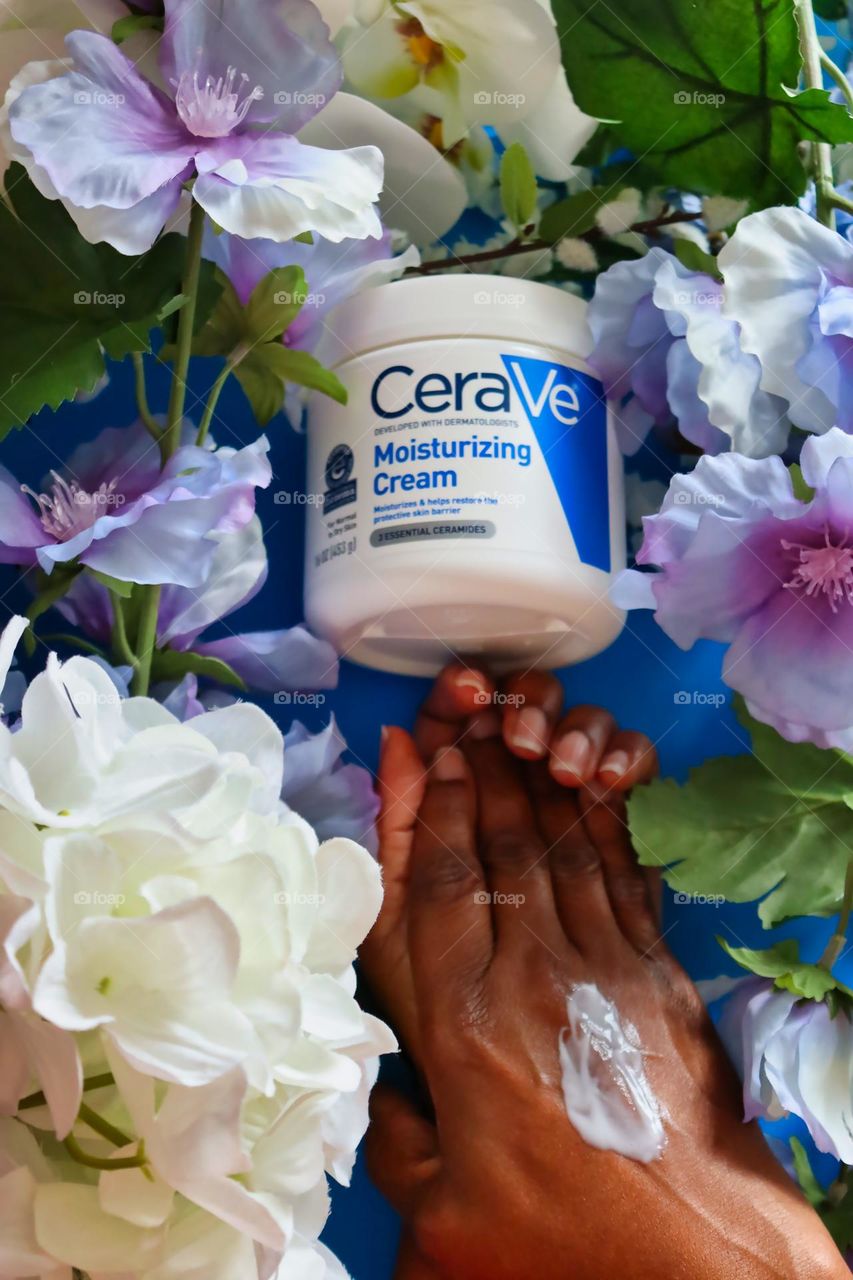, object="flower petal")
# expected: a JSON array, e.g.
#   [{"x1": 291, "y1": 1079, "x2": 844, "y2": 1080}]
[
  {"x1": 299, "y1": 92, "x2": 467, "y2": 243},
  {"x1": 161, "y1": 0, "x2": 342, "y2": 132},
  {"x1": 196, "y1": 627, "x2": 339, "y2": 694},
  {"x1": 9, "y1": 31, "x2": 195, "y2": 210},
  {"x1": 194, "y1": 134, "x2": 383, "y2": 244}
]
